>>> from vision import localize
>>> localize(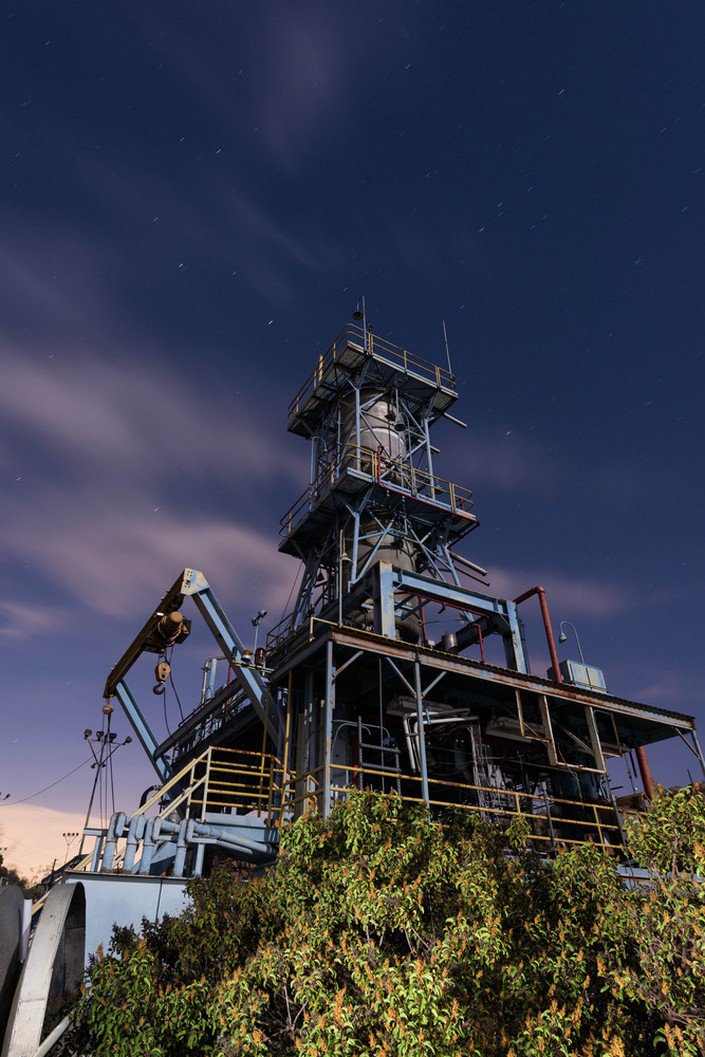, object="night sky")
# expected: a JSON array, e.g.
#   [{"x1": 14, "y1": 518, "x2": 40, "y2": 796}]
[{"x1": 2, "y1": 2, "x2": 704, "y2": 874}]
